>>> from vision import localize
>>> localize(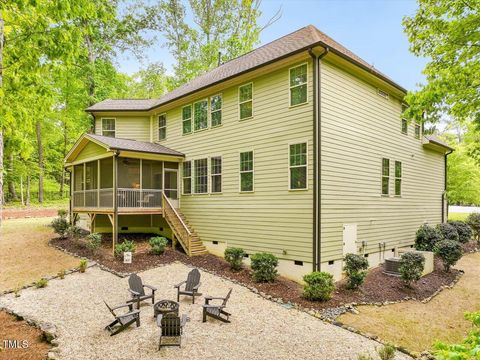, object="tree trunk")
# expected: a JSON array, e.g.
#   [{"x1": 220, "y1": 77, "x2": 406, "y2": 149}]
[
  {"x1": 60, "y1": 121, "x2": 67, "y2": 197},
  {"x1": 0, "y1": 11, "x2": 4, "y2": 225},
  {"x1": 36, "y1": 121, "x2": 44, "y2": 203},
  {"x1": 20, "y1": 175, "x2": 24, "y2": 206},
  {"x1": 26, "y1": 175, "x2": 30, "y2": 206},
  {"x1": 8, "y1": 153, "x2": 17, "y2": 200},
  {"x1": 84, "y1": 33, "x2": 96, "y2": 131}
]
